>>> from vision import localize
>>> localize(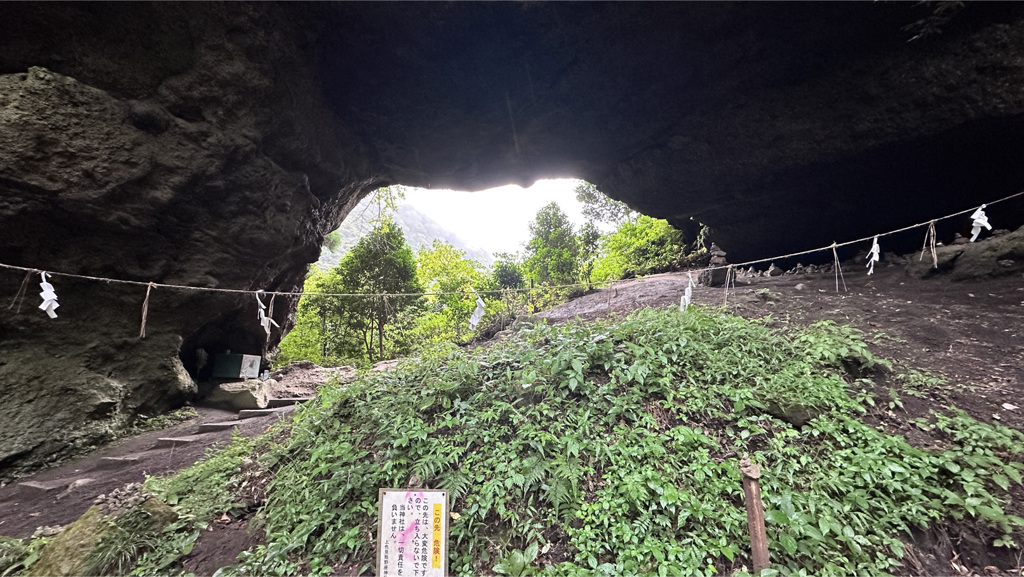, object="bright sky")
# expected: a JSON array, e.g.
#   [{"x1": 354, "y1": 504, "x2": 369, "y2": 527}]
[{"x1": 402, "y1": 179, "x2": 590, "y2": 255}]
